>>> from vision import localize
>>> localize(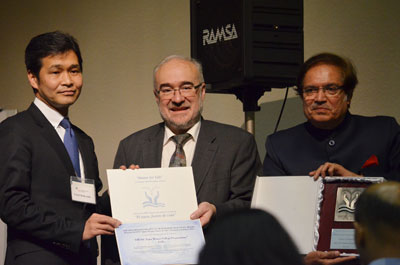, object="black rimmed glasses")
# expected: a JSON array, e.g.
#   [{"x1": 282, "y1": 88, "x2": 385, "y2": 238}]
[
  {"x1": 303, "y1": 85, "x2": 344, "y2": 98},
  {"x1": 157, "y1": 83, "x2": 203, "y2": 99}
]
